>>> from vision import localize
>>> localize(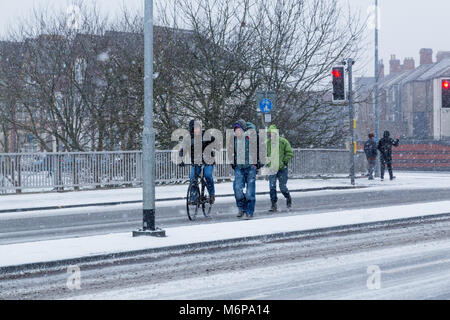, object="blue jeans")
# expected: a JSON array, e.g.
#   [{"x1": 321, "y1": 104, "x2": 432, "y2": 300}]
[
  {"x1": 233, "y1": 166, "x2": 257, "y2": 216},
  {"x1": 190, "y1": 165, "x2": 215, "y2": 196},
  {"x1": 269, "y1": 168, "x2": 290, "y2": 203}
]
